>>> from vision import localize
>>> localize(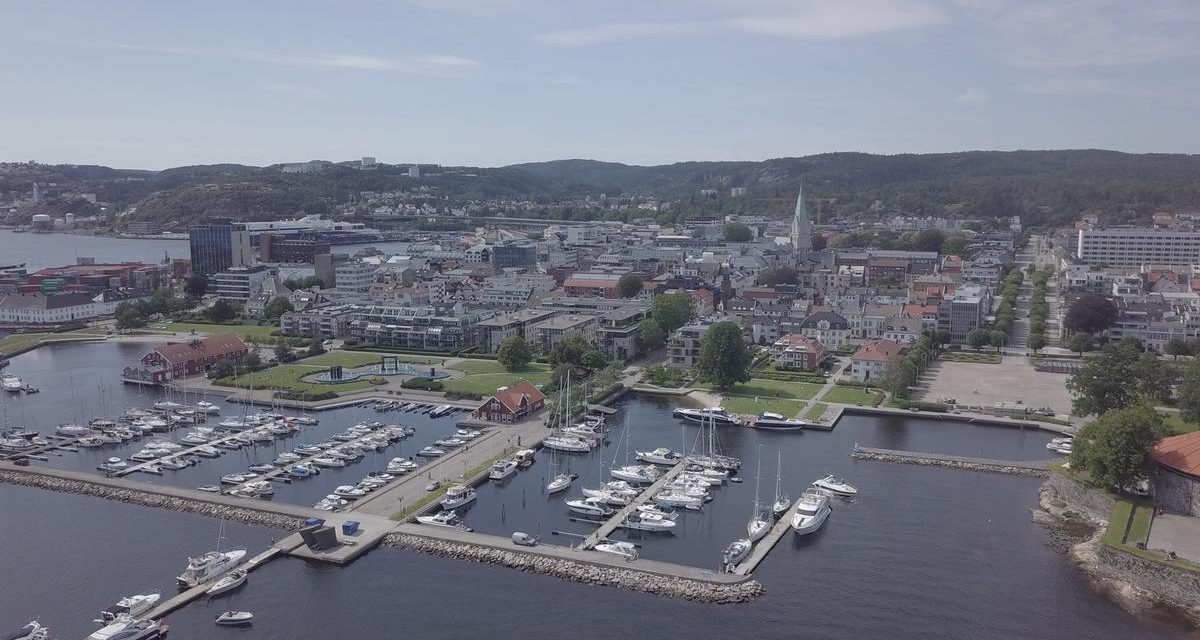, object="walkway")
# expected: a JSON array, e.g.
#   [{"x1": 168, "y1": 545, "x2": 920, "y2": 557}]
[{"x1": 583, "y1": 460, "x2": 688, "y2": 548}]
